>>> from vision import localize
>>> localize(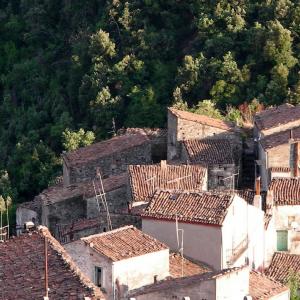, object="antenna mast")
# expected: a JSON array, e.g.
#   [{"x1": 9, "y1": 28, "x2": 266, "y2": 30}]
[{"x1": 92, "y1": 168, "x2": 112, "y2": 231}]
